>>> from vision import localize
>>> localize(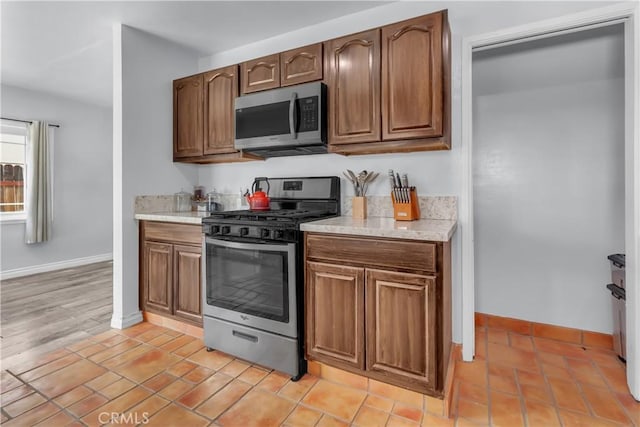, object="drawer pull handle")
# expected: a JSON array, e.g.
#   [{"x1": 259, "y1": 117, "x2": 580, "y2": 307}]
[{"x1": 232, "y1": 330, "x2": 258, "y2": 343}]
